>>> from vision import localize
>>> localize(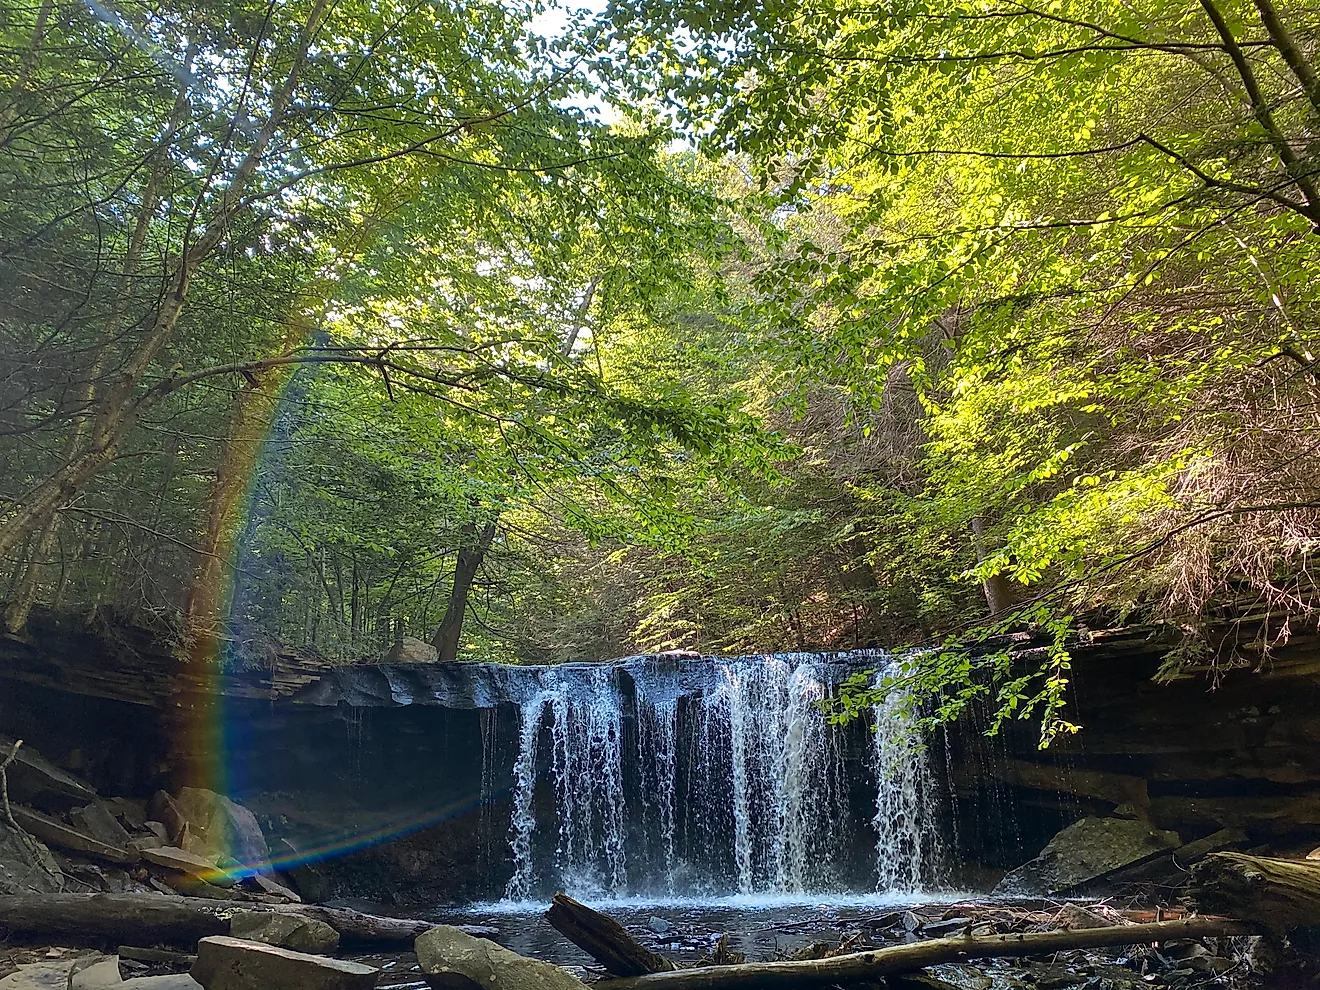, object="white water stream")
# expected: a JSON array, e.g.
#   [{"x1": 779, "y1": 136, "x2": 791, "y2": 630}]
[{"x1": 499, "y1": 654, "x2": 943, "y2": 903}]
